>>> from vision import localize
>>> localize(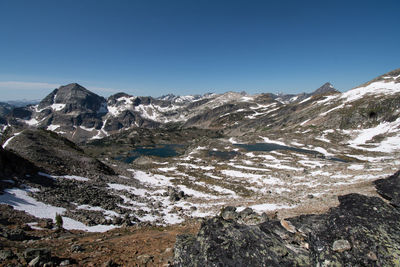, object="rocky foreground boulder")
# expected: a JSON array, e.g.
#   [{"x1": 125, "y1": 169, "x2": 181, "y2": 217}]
[{"x1": 174, "y1": 171, "x2": 400, "y2": 266}]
